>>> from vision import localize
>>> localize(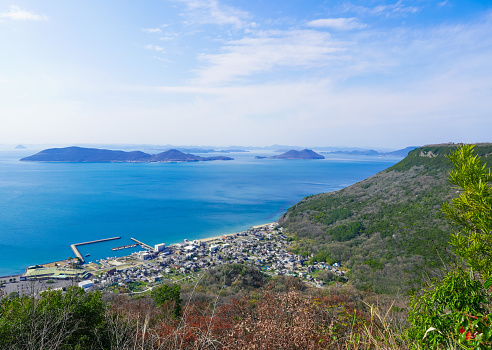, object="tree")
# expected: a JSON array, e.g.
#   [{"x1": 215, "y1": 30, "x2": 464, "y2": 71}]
[
  {"x1": 0, "y1": 286, "x2": 109, "y2": 349},
  {"x1": 151, "y1": 283, "x2": 182, "y2": 319},
  {"x1": 441, "y1": 144, "x2": 492, "y2": 279},
  {"x1": 407, "y1": 144, "x2": 492, "y2": 349}
]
